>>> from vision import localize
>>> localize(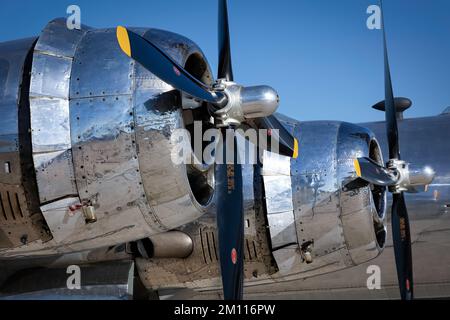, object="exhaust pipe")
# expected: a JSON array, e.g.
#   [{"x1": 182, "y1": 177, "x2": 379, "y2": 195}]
[{"x1": 136, "y1": 231, "x2": 193, "y2": 259}]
